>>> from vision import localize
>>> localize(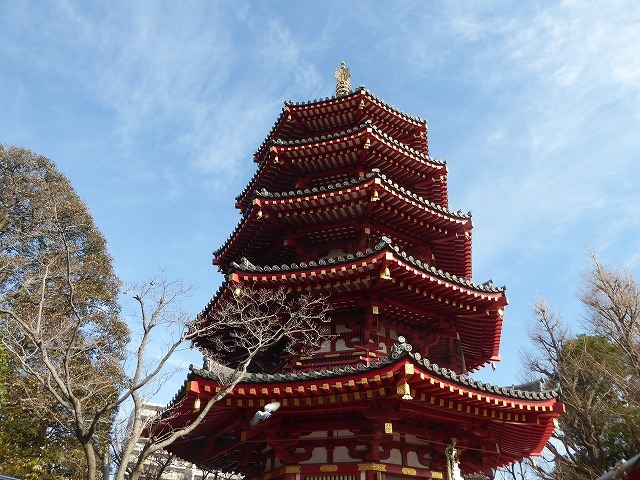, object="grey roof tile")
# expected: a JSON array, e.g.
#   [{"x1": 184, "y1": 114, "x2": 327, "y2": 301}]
[{"x1": 187, "y1": 337, "x2": 558, "y2": 401}]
